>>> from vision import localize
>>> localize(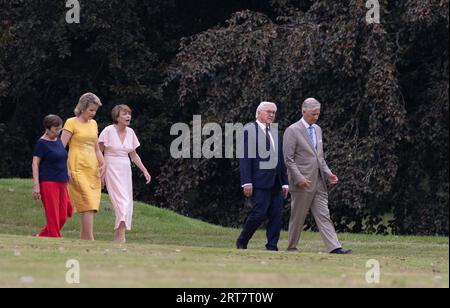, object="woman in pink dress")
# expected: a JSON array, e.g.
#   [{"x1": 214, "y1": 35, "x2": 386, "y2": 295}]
[{"x1": 99, "y1": 105, "x2": 151, "y2": 243}]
